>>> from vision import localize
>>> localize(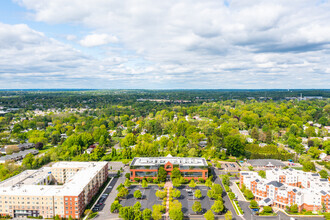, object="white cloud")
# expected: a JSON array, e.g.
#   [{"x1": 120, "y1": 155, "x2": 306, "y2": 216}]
[
  {"x1": 79, "y1": 33, "x2": 118, "y2": 47},
  {"x1": 4, "y1": 0, "x2": 330, "y2": 88},
  {"x1": 66, "y1": 34, "x2": 77, "y2": 41}
]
